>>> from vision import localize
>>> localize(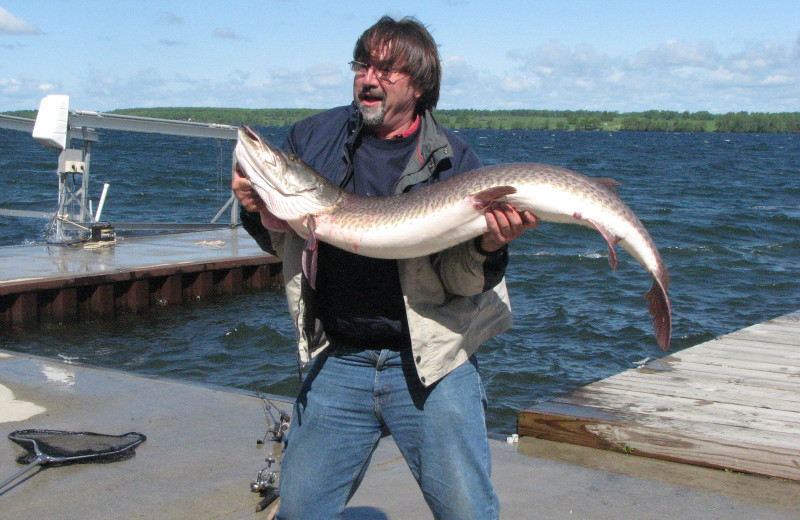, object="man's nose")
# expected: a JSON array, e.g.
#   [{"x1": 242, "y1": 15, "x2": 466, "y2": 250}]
[{"x1": 360, "y1": 66, "x2": 381, "y2": 84}]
